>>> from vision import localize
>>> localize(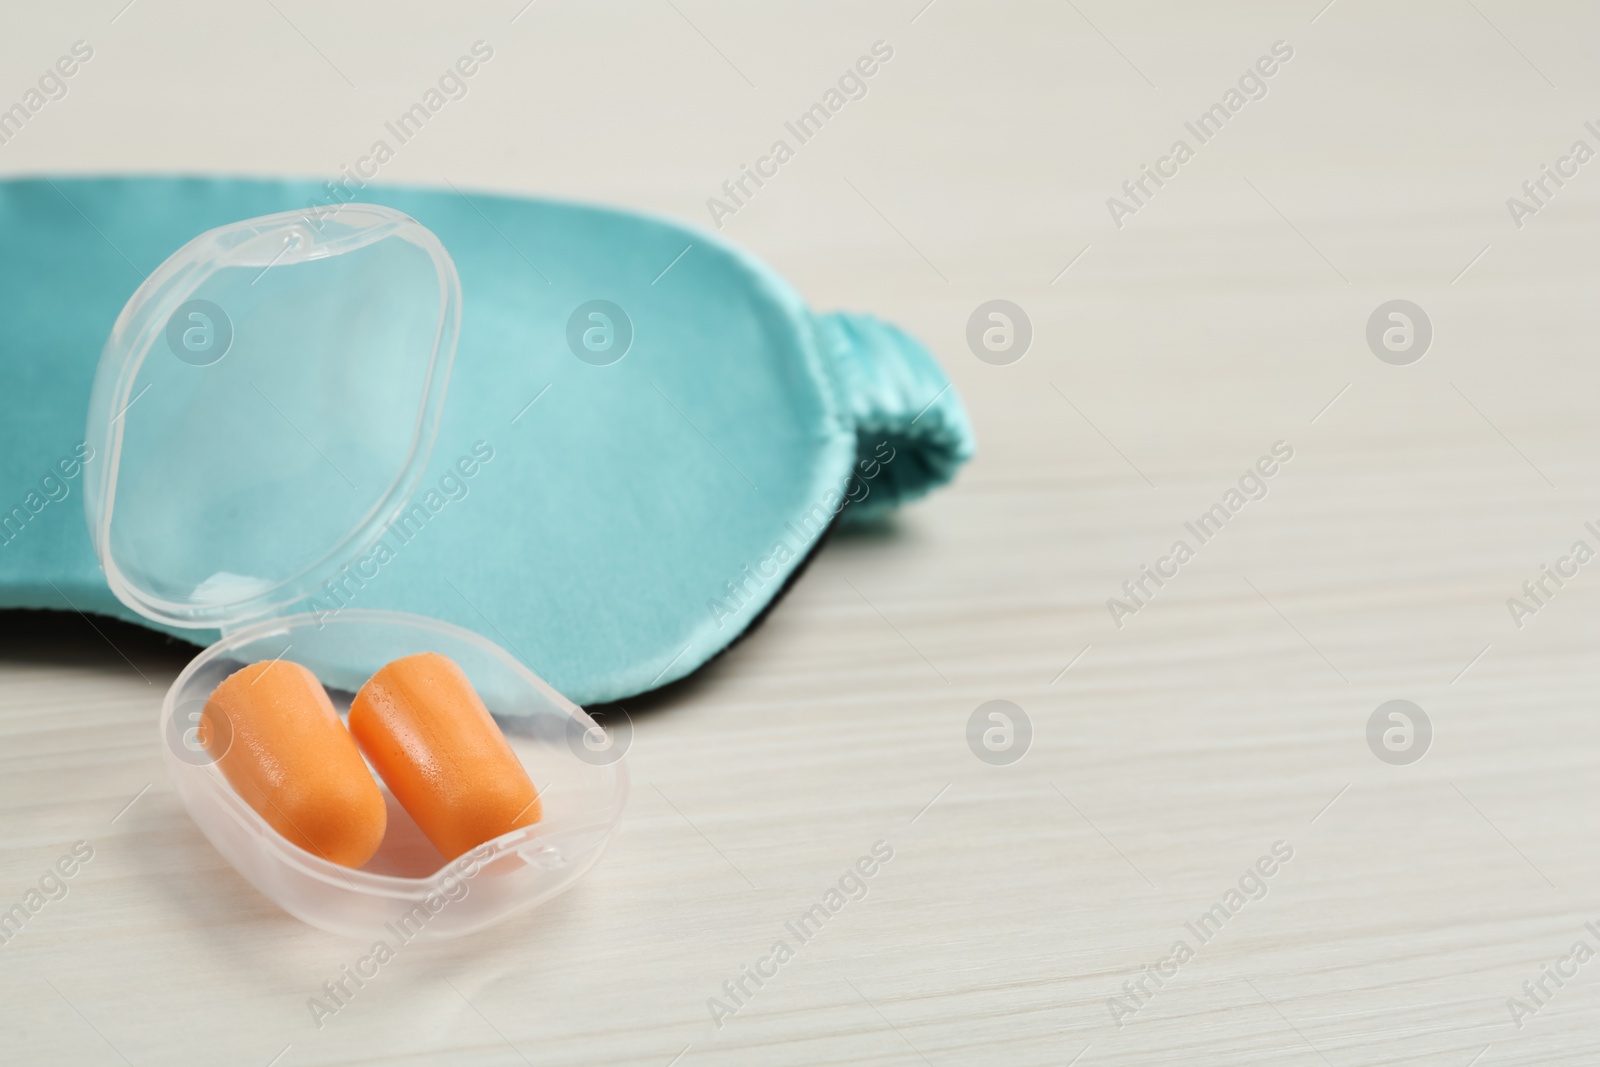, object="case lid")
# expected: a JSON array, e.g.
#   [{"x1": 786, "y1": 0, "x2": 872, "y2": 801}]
[{"x1": 83, "y1": 205, "x2": 460, "y2": 630}]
